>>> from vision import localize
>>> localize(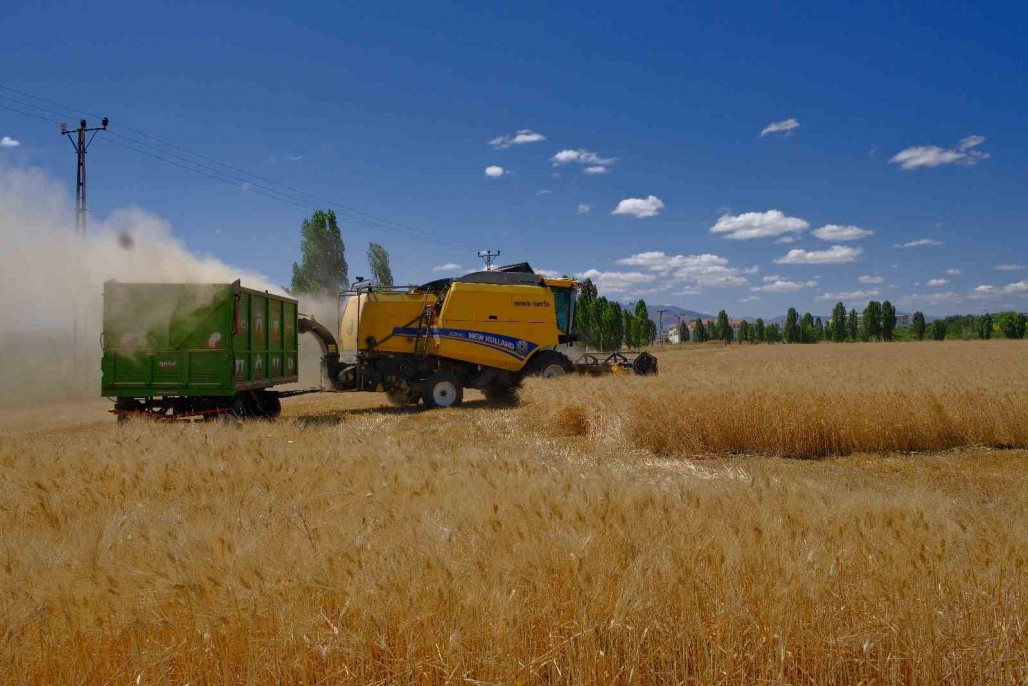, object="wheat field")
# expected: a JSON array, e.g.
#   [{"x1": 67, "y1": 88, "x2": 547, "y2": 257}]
[{"x1": 1, "y1": 341, "x2": 1027, "y2": 683}]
